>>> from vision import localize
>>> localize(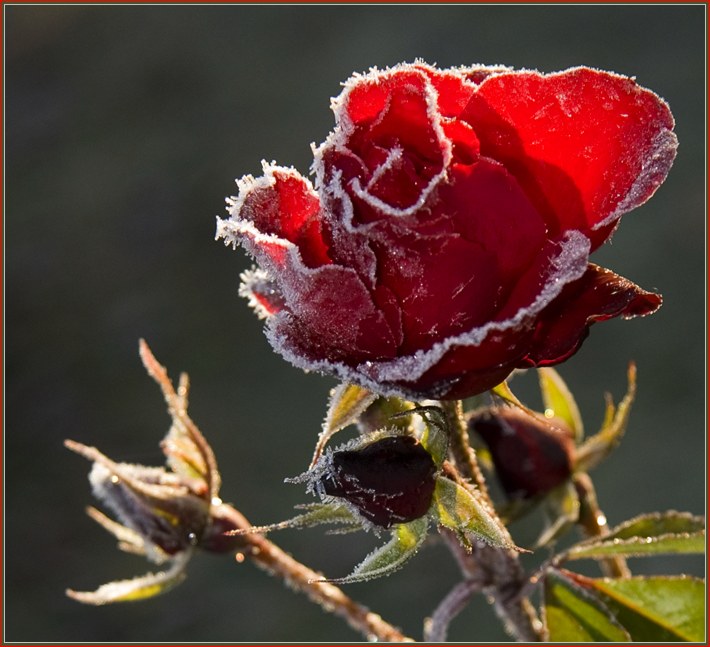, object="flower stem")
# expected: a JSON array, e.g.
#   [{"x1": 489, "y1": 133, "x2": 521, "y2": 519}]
[
  {"x1": 215, "y1": 503, "x2": 412, "y2": 642},
  {"x1": 440, "y1": 400, "x2": 490, "y2": 501},
  {"x1": 438, "y1": 400, "x2": 543, "y2": 642}
]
